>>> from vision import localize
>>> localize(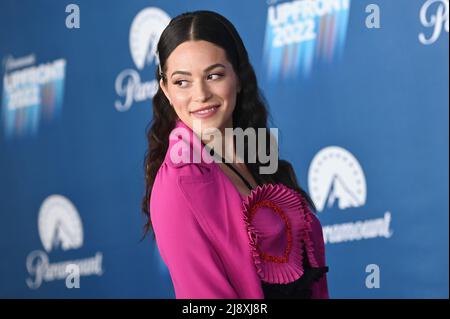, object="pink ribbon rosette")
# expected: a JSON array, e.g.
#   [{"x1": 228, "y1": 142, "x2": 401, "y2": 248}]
[{"x1": 241, "y1": 183, "x2": 320, "y2": 284}]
